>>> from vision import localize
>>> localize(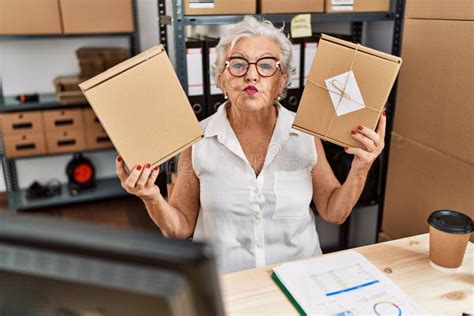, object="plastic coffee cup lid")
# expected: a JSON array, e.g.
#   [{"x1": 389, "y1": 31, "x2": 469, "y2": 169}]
[{"x1": 428, "y1": 210, "x2": 473, "y2": 234}]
